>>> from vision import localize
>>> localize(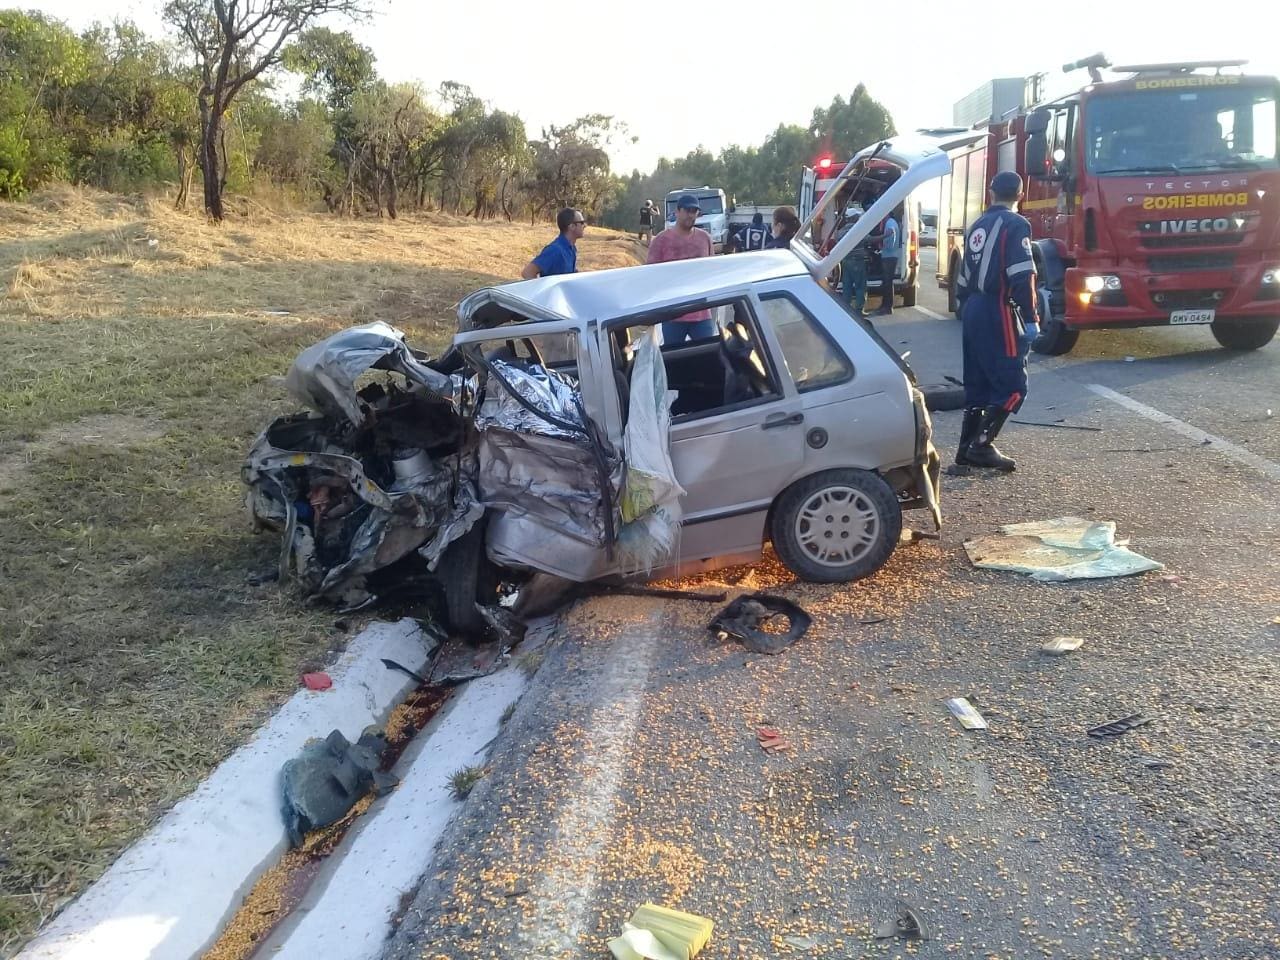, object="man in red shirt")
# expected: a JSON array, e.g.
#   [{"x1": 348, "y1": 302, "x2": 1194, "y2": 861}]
[{"x1": 647, "y1": 194, "x2": 715, "y2": 342}]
